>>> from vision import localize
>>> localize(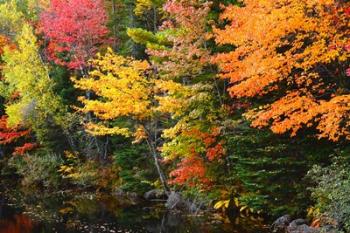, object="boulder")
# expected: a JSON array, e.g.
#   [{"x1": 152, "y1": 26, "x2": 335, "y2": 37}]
[
  {"x1": 272, "y1": 215, "x2": 292, "y2": 233},
  {"x1": 165, "y1": 191, "x2": 187, "y2": 210},
  {"x1": 272, "y1": 215, "x2": 339, "y2": 233},
  {"x1": 288, "y1": 219, "x2": 308, "y2": 228},
  {"x1": 287, "y1": 224, "x2": 319, "y2": 233},
  {"x1": 114, "y1": 188, "x2": 126, "y2": 197},
  {"x1": 144, "y1": 189, "x2": 167, "y2": 200},
  {"x1": 127, "y1": 192, "x2": 141, "y2": 203}
]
